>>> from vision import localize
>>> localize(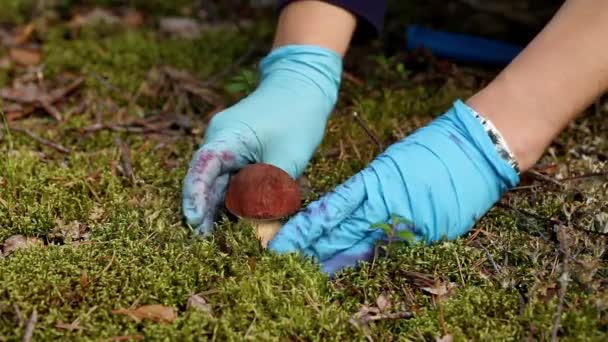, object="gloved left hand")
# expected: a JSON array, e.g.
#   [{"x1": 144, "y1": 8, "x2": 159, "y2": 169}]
[
  {"x1": 268, "y1": 100, "x2": 520, "y2": 275},
  {"x1": 182, "y1": 45, "x2": 342, "y2": 234}
]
